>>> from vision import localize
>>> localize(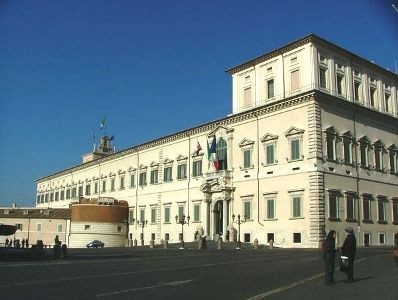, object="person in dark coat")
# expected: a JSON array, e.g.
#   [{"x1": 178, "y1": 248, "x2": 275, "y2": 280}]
[
  {"x1": 340, "y1": 226, "x2": 356, "y2": 283},
  {"x1": 323, "y1": 230, "x2": 337, "y2": 285}
]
